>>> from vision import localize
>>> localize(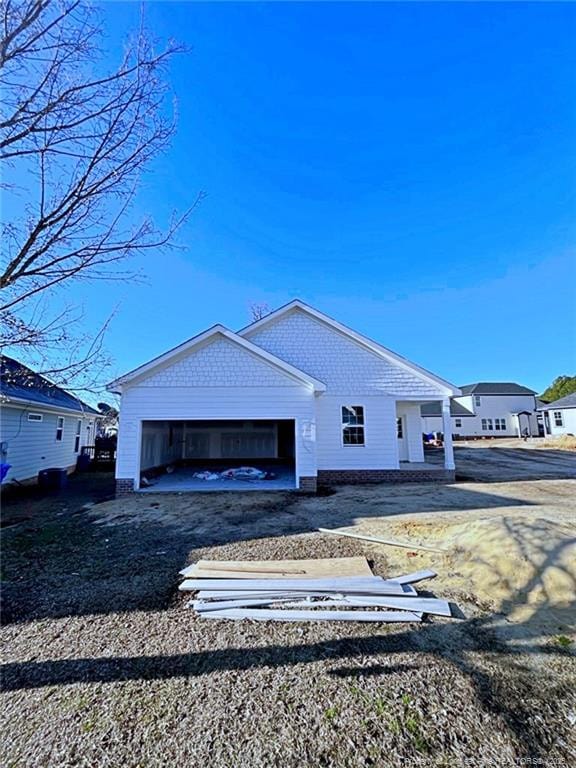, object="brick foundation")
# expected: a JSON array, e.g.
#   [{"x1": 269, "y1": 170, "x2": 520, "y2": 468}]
[
  {"x1": 317, "y1": 469, "x2": 455, "y2": 485},
  {"x1": 298, "y1": 476, "x2": 318, "y2": 493},
  {"x1": 116, "y1": 478, "x2": 135, "y2": 497}
]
